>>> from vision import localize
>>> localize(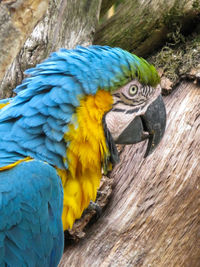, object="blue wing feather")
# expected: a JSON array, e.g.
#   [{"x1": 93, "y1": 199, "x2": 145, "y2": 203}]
[
  {"x1": 29, "y1": 93, "x2": 47, "y2": 108},
  {"x1": 42, "y1": 92, "x2": 57, "y2": 107},
  {"x1": 45, "y1": 138, "x2": 66, "y2": 157},
  {"x1": 0, "y1": 98, "x2": 12, "y2": 104},
  {"x1": 46, "y1": 117, "x2": 65, "y2": 132},
  {"x1": 0, "y1": 160, "x2": 64, "y2": 267}
]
